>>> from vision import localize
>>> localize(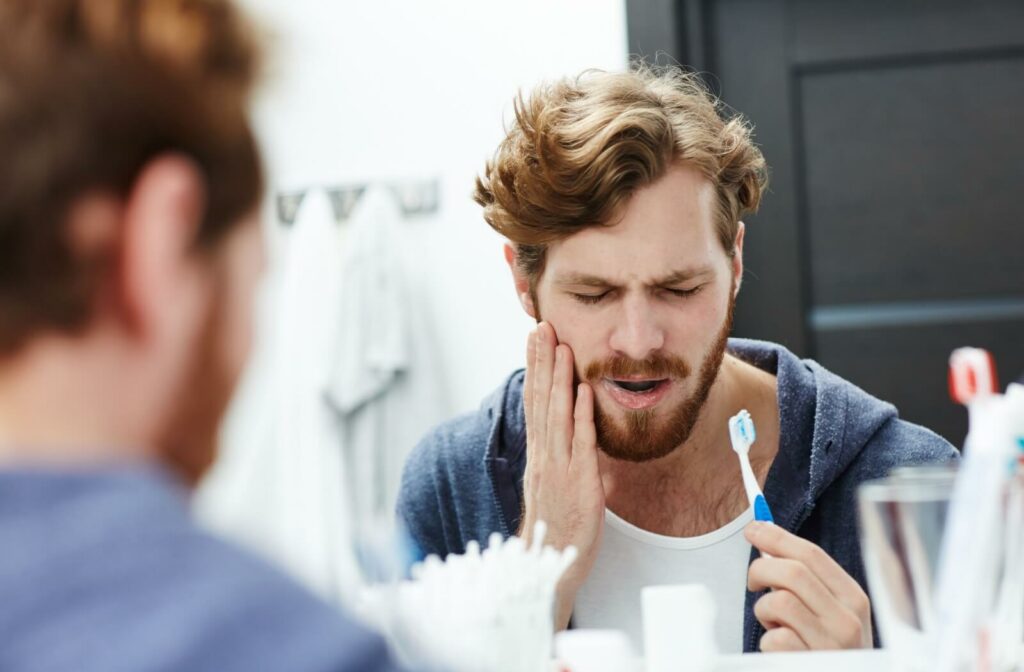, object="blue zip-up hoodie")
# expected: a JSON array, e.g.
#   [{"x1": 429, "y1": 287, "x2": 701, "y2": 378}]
[{"x1": 397, "y1": 338, "x2": 959, "y2": 653}]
